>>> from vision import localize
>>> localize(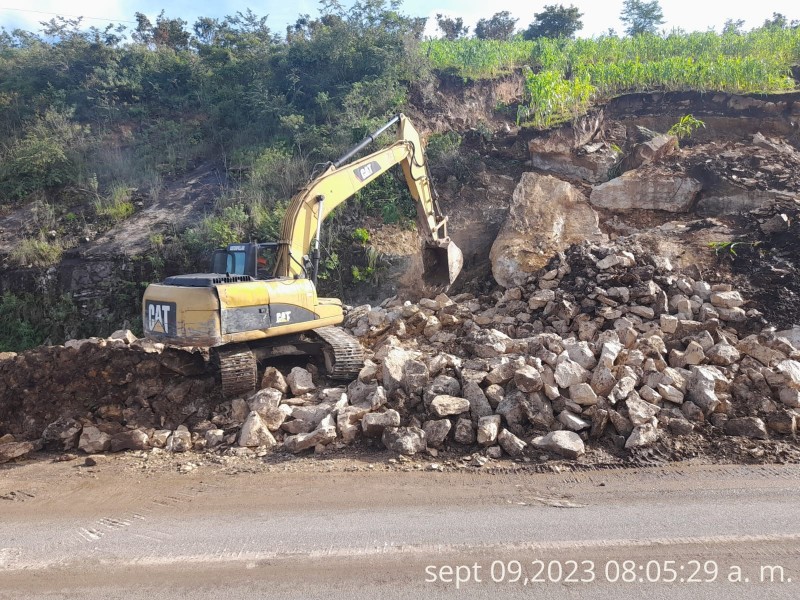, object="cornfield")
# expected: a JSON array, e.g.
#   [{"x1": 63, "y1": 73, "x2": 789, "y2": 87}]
[{"x1": 422, "y1": 27, "x2": 800, "y2": 128}]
